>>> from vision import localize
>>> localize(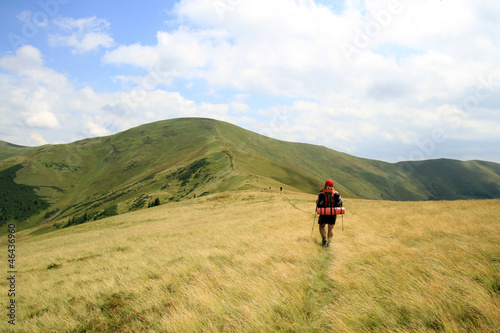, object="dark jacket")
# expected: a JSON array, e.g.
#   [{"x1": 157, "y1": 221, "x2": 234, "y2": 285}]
[{"x1": 317, "y1": 190, "x2": 342, "y2": 208}]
